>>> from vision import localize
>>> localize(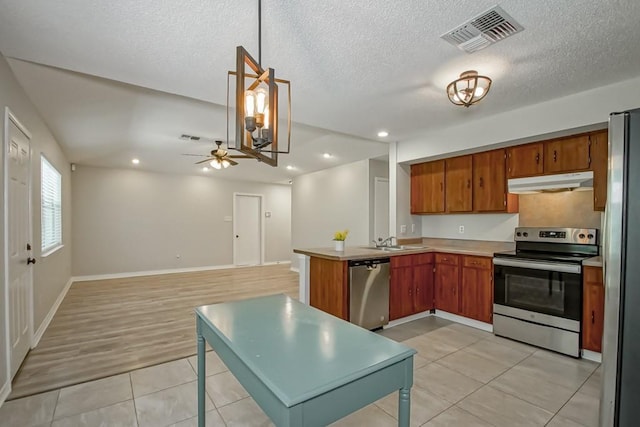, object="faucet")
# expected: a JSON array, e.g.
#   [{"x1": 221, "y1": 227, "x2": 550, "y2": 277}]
[{"x1": 373, "y1": 236, "x2": 396, "y2": 248}]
